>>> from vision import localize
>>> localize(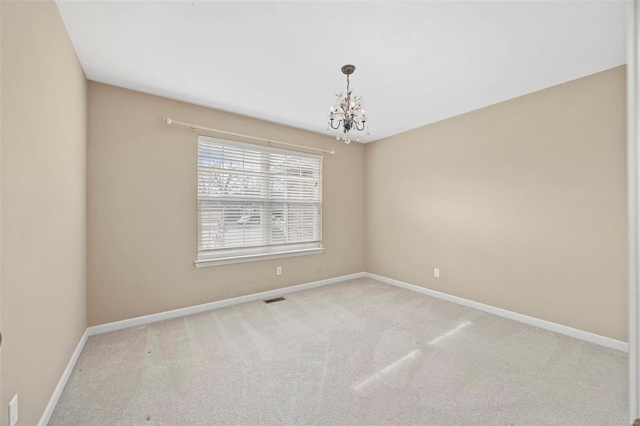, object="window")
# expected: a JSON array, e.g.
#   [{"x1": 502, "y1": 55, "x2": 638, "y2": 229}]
[{"x1": 195, "y1": 136, "x2": 323, "y2": 267}]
